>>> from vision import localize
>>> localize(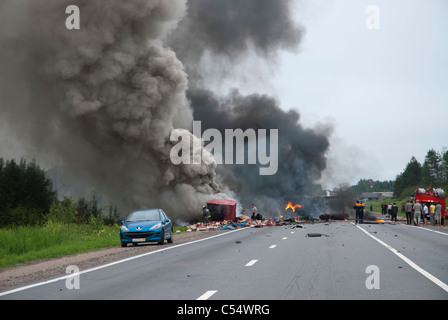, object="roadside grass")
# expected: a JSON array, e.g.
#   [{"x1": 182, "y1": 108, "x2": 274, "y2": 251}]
[
  {"x1": 0, "y1": 222, "x2": 120, "y2": 268},
  {"x1": 365, "y1": 199, "x2": 412, "y2": 219},
  {"x1": 0, "y1": 223, "x2": 189, "y2": 268}
]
